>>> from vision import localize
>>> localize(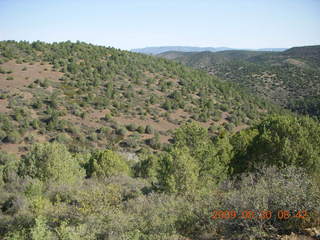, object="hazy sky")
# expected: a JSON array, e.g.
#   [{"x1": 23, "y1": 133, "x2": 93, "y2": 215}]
[{"x1": 0, "y1": 0, "x2": 319, "y2": 50}]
